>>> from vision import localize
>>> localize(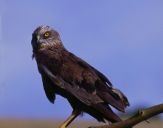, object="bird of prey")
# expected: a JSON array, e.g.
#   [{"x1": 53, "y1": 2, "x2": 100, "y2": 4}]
[{"x1": 31, "y1": 25, "x2": 130, "y2": 128}]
